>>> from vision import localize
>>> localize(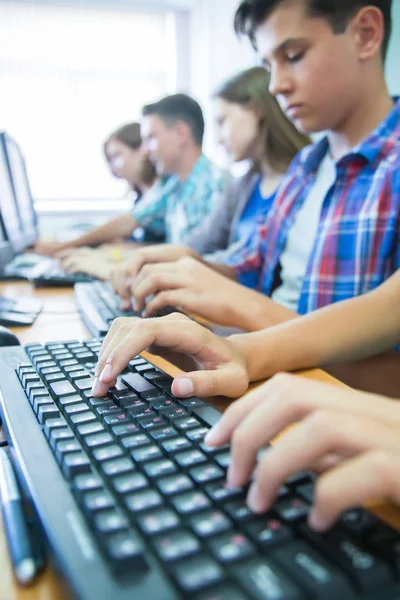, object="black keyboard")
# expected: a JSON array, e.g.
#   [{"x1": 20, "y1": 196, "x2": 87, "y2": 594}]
[
  {"x1": 2, "y1": 254, "x2": 94, "y2": 287},
  {"x1": 0, "y1": 339, "x2": 400, "y2": 600},
  {"x1": 75, "y1": 281, "x2": 177, "y2": 337},
  {"x1": 0, "y1": 295, "x2": 42, "y2": 326}
]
